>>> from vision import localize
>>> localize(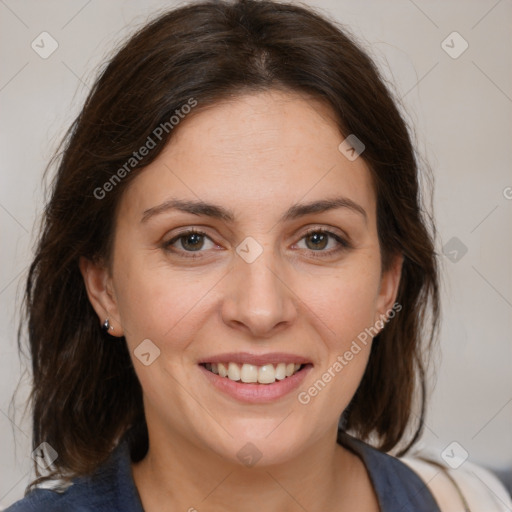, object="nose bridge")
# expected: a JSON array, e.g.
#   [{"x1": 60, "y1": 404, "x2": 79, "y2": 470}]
[{"x1": 222, "y1": 241, "x2": 295, "y2": 335}]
